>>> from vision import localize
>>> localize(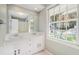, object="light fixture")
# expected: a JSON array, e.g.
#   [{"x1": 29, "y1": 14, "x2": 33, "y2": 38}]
[
  {"x1": 34, "y1": 8, "x2": 38, "y2": 10},
  {"x1": 18, "y1": 12, "x2": 24, "y2": 16}
]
